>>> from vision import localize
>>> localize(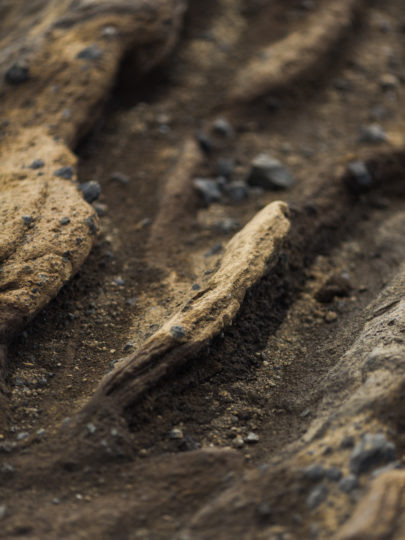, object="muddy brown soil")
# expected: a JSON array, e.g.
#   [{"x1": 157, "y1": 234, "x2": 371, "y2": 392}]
[{"x1": 1, "y1": 0, "x2": 405, "y2": 538}]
